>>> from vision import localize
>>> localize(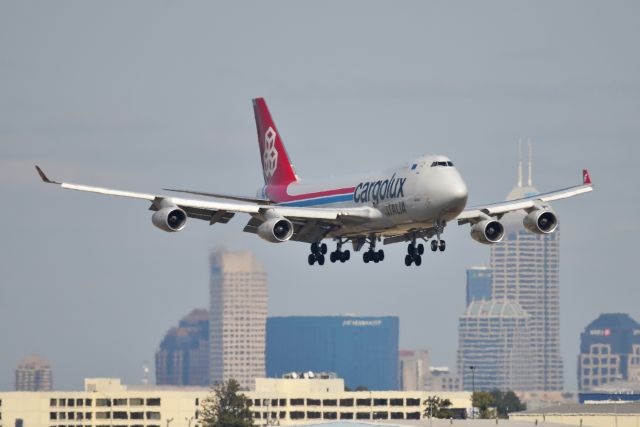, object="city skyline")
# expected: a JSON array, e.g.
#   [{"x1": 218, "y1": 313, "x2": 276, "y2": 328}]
[{"x1": 1, "y1": 1, "x2": 638, "y2": 391}]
